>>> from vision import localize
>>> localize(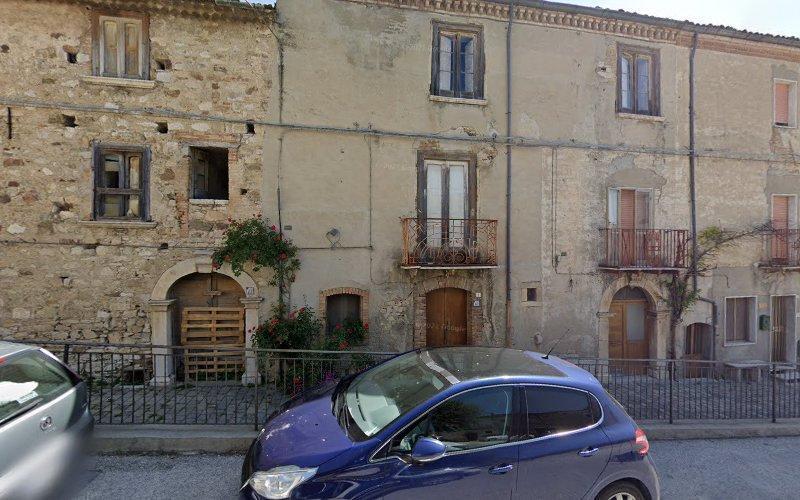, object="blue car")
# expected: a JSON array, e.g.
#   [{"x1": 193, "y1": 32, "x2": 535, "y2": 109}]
[{"x1": 241, "y1": 347, "x2": 659, "y2": 500}]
